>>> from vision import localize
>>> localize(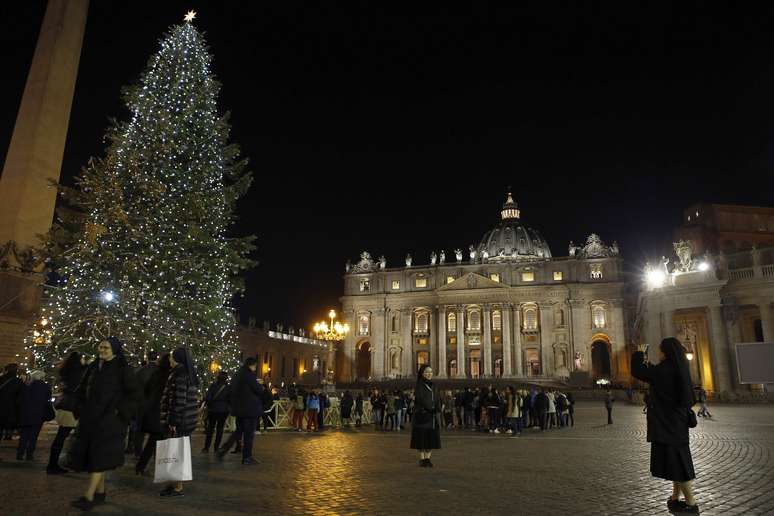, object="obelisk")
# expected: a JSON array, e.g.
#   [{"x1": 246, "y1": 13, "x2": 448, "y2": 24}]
[{"x1": 0, "y1": 0, "x2": 89, "y2": 365}]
